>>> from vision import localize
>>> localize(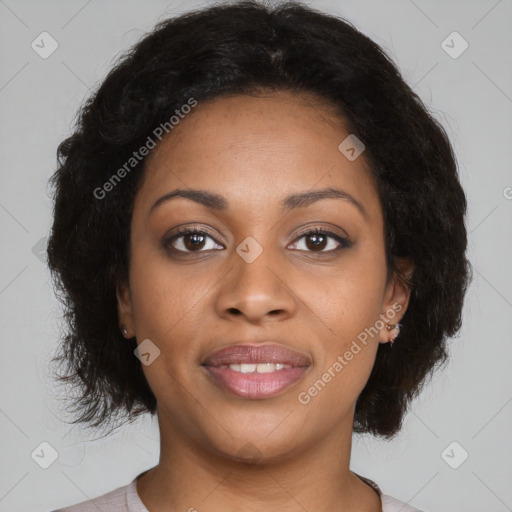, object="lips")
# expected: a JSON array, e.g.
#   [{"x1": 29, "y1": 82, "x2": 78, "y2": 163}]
[
  {"x1": 201, "y1": 343, "x2": 311, "y2": 399},
  {"x1": 202, "y1": 343, "x2": 311, "y2": 367}
]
